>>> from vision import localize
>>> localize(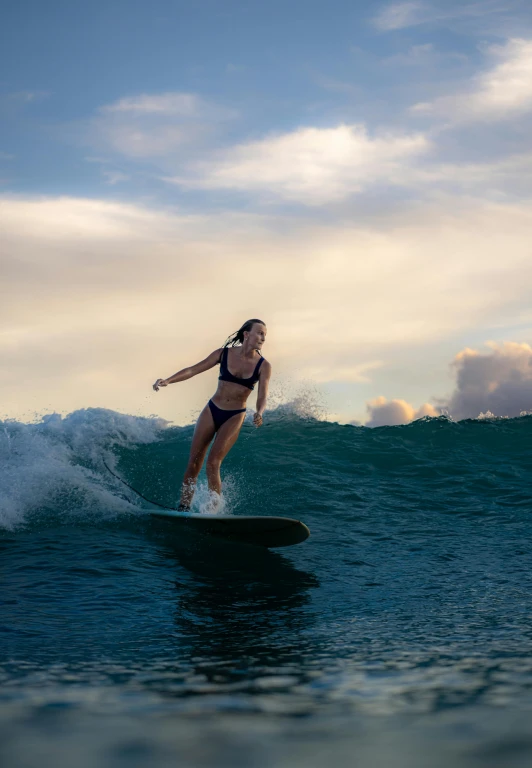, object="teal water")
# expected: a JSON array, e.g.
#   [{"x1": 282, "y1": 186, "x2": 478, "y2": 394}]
[{"x1": 2, "y1": 409, "x2": 532, "y2": 767}]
